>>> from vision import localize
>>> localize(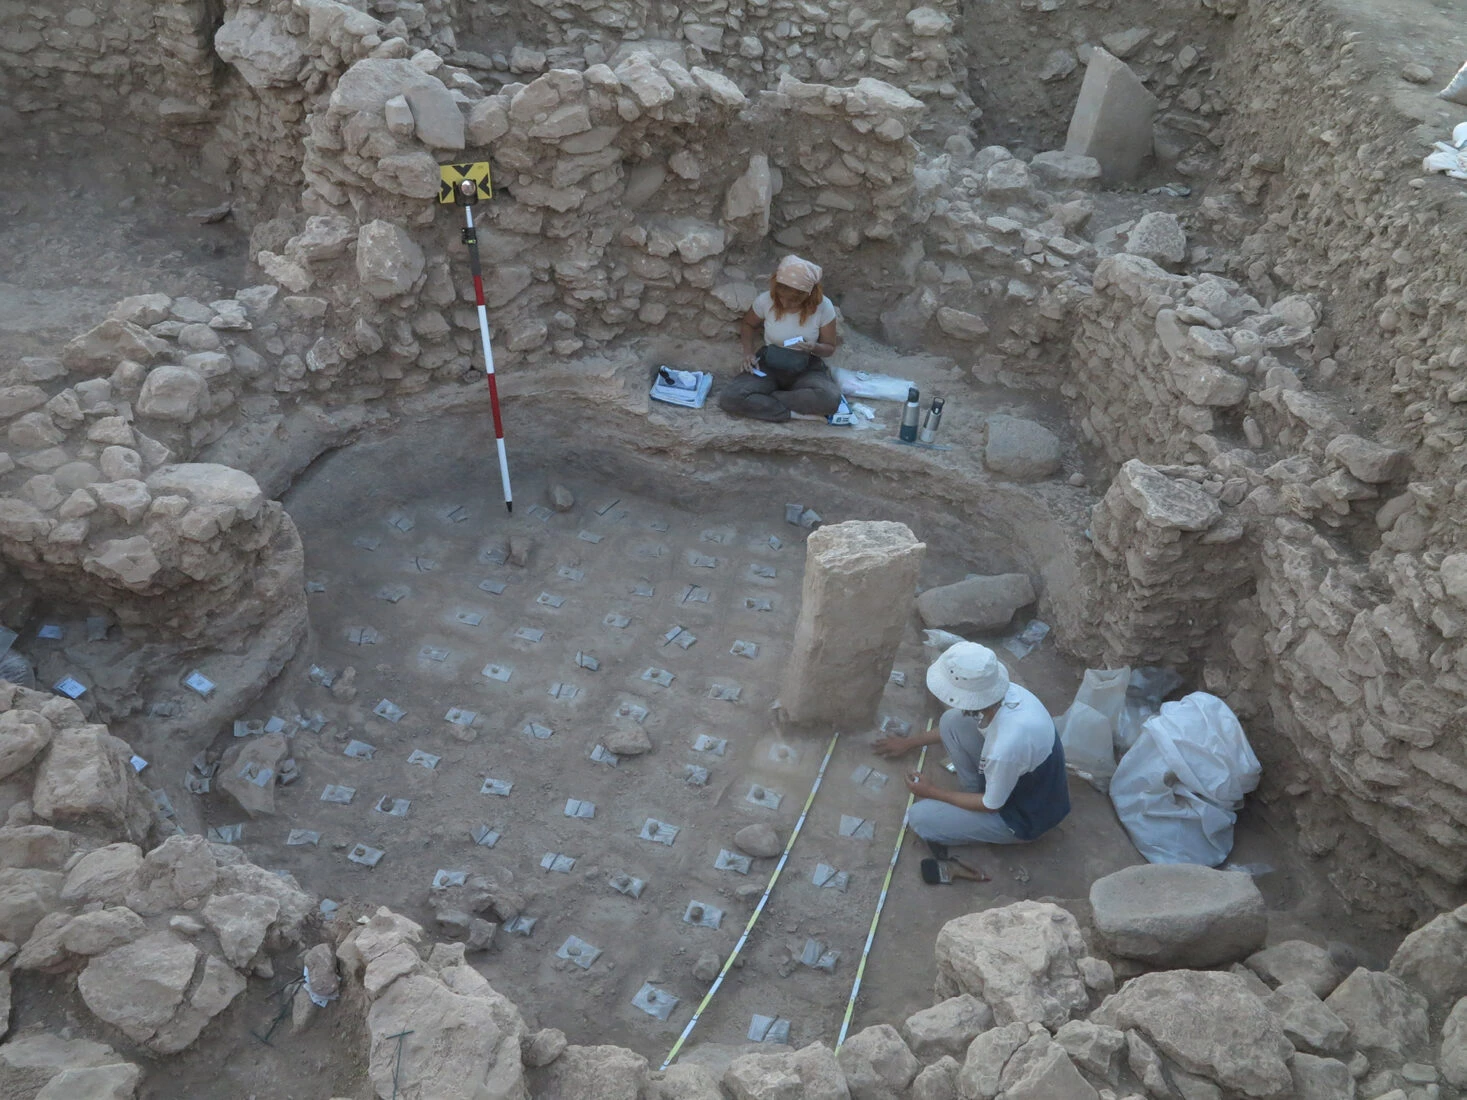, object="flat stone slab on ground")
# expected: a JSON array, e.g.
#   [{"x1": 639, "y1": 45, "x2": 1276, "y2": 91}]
[{"x1": 1090, "y1": 863, "x2": 1266, "y2": 967}]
